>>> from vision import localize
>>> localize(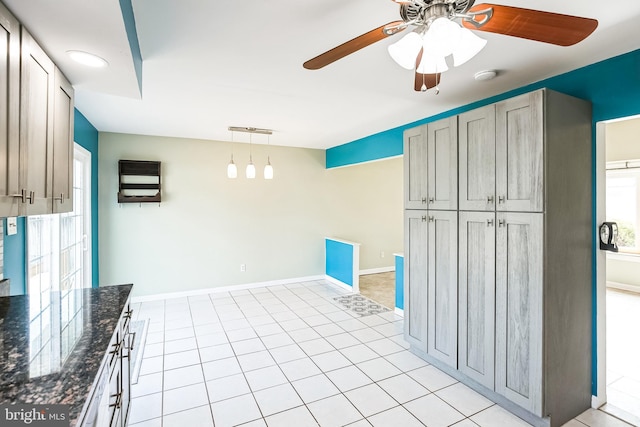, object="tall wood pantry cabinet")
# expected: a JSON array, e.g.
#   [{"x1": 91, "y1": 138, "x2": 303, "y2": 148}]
[
  {"x1": 0, "y1": 3, "x2": 74, "y2": 217},
  {"x1": 404, "y1": 89, "x2": 592, "y2": 427}
]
